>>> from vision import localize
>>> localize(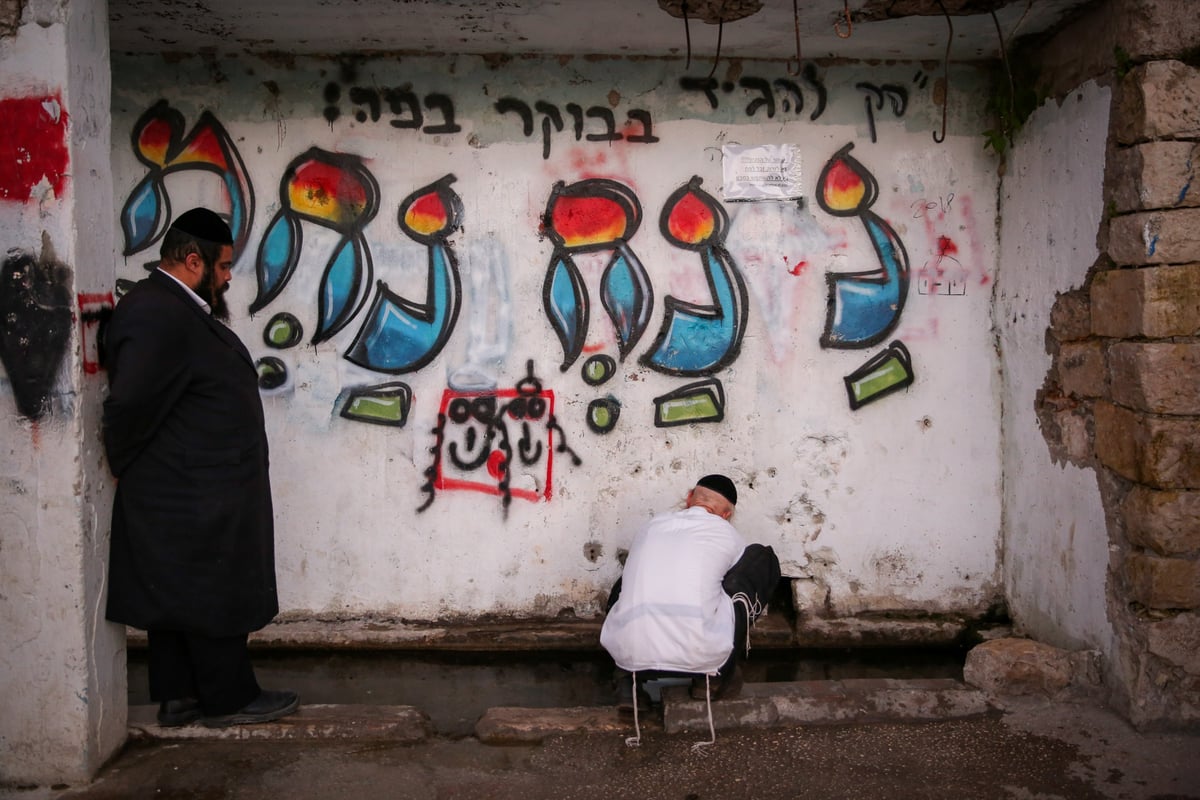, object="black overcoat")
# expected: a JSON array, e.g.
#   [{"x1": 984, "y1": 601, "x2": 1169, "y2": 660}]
[{"x1": 103, "y1": 270, "x2": 278, "y2": 636}]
